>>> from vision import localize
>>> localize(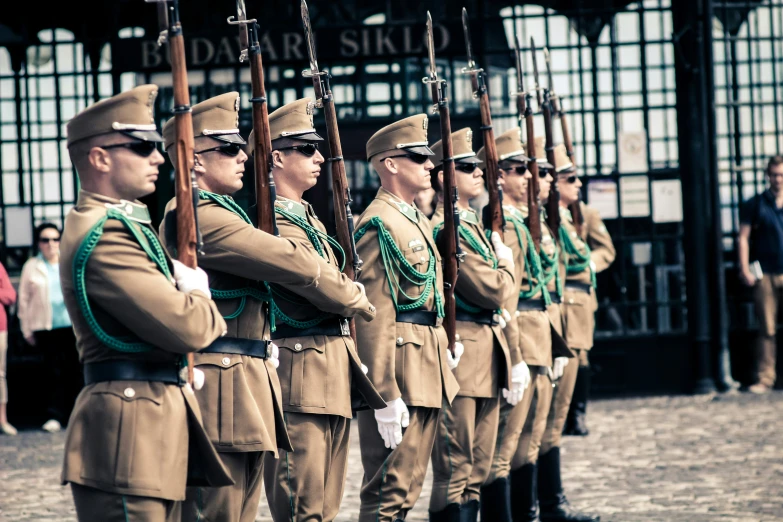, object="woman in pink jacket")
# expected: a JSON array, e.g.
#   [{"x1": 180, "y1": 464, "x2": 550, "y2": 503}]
[
  {"x1": 18, "y1": 223, "x2": 80, "y2": 433},
  {"x1": 0, "y1": 259, "x2": 17, "y2": 435}
]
